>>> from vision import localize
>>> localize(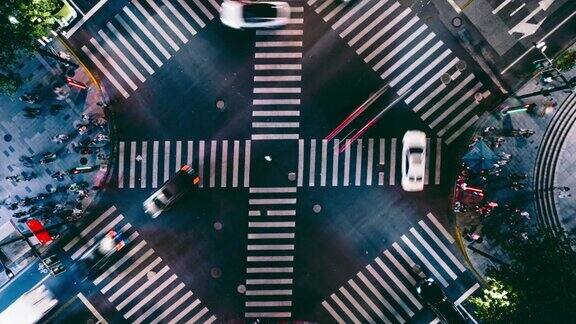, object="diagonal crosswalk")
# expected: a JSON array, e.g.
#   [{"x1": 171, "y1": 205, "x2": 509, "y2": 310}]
[
  {"x1": 321, "y1": 212, "x2": 470, "y2": 323},
  {"x1": 80, "y1": 0, "x2": 219, "y2": 98},
  {"x1": 308, "y1": 0, "x2": 492, "y2": 144},
  {"x1": 62, "y1": 205, "x2": 216, "y2": 323}
]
